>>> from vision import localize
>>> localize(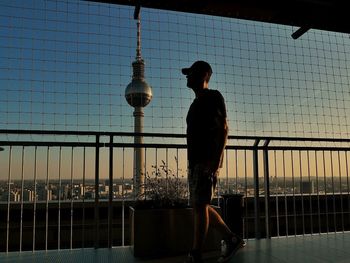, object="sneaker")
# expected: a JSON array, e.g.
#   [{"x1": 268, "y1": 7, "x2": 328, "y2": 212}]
[
  {"x1": 217, "y1": 235, "x2": 245, "y2": 263},
  {"x1": 184, "y1": 250, "x2": 203, "y2": 263}
]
